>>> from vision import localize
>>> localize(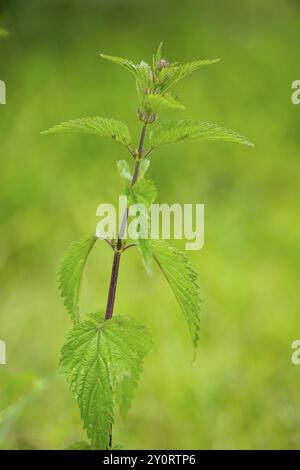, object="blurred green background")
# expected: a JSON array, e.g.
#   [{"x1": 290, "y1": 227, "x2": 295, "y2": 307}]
[{"x1": 0, "y1": 0, "x2": 300, "y2": 450}]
